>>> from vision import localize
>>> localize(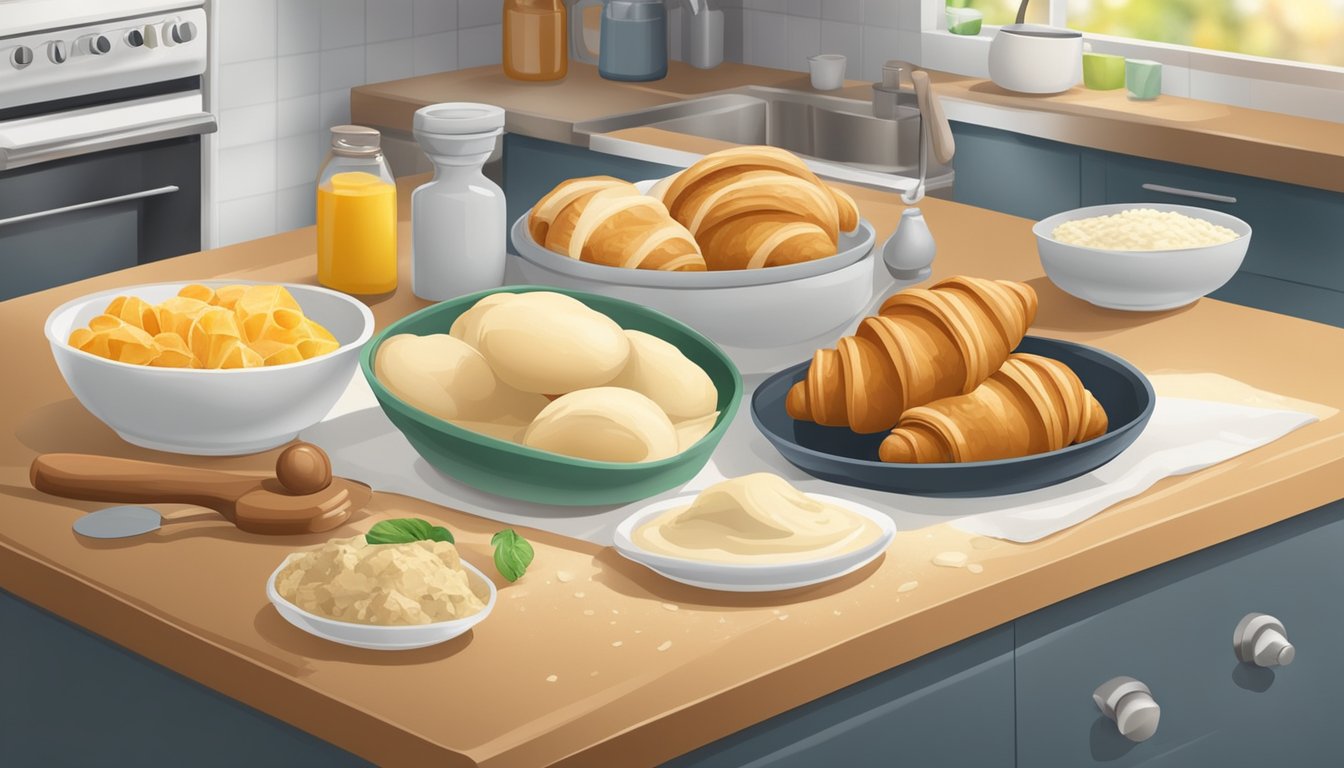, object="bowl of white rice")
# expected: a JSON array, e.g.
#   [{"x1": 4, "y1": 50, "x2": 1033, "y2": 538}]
[{"x1": 1033, "y1": 203, "x2": 1251, "y2": 311}]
